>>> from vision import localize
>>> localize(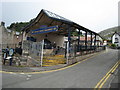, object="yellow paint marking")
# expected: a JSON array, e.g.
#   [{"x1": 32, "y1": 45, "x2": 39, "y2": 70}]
[
  {"x1": 98, "y1": 63, "x2": 119, "y2": 89},
  {"x1": 94, "y1": 61, "x2": 119, "y2": 88},
  {"x1": 94, "y1": 60, "x2": 120, "y2": 89},
  {"x1": 0, "y1": 51, "x2": 105, "y2": 74}
]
